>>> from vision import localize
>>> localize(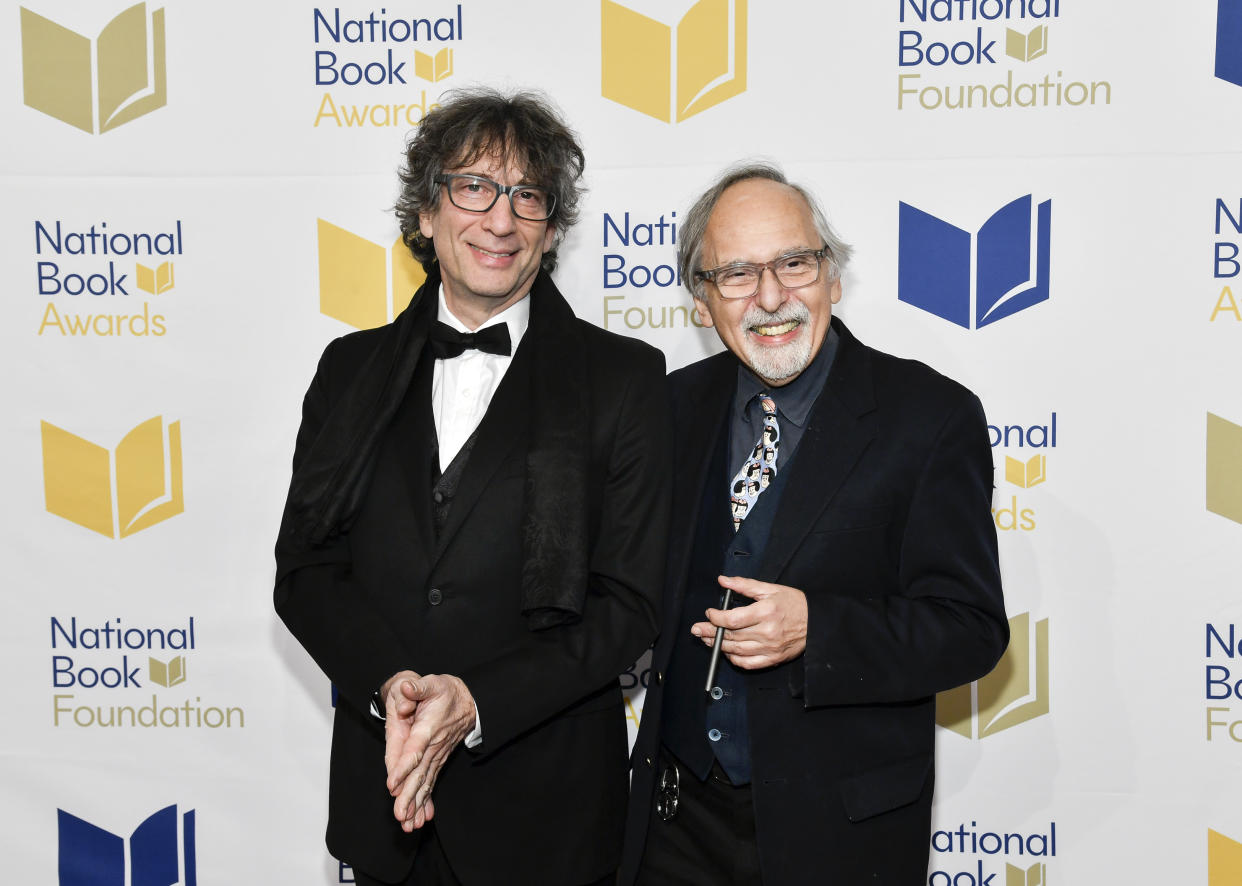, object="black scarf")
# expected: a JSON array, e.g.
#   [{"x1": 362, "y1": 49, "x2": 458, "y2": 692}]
[{"x1": 280, "y1": 267, "x2": 591, "y2": 630}]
